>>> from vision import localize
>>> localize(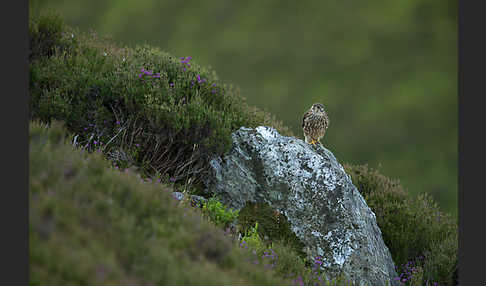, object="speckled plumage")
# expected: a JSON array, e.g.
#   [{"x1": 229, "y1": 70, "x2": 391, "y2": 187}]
[{"x1": 302, "y1": 103, "x2": 329, "y2": 145}]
